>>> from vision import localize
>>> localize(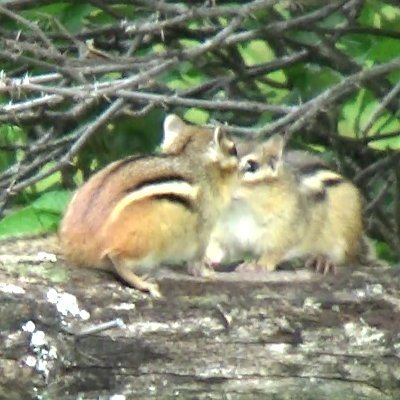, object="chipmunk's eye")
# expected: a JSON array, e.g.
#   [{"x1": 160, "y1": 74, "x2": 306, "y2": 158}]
[{"x1": 244, "y1": 159, "x2": 259, "y2": 173}]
